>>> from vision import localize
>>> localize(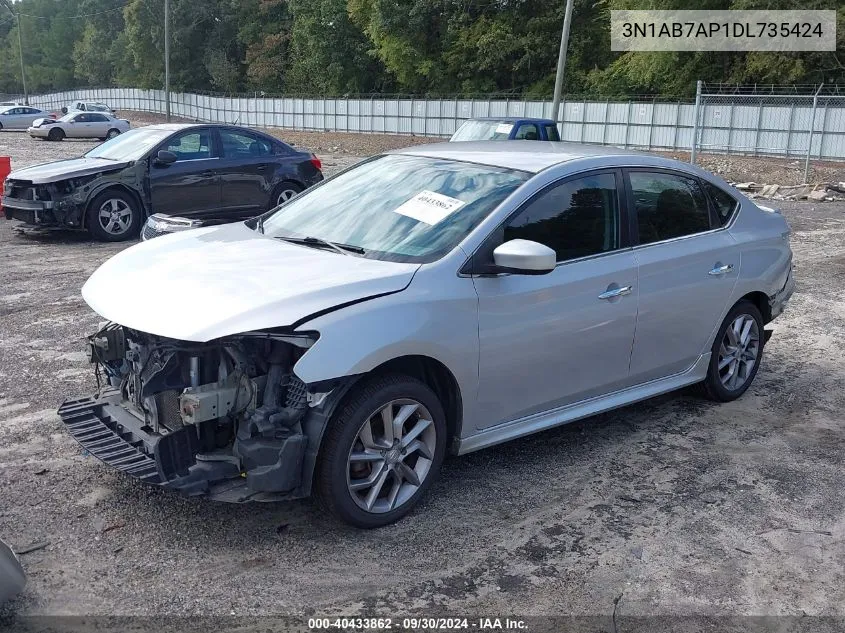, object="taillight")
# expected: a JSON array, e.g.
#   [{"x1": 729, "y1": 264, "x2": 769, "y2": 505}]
[{"x1": 309, "y1": 155, "x2": 322, "y2": 171}]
